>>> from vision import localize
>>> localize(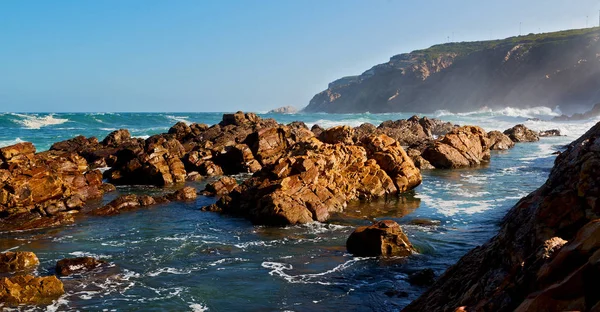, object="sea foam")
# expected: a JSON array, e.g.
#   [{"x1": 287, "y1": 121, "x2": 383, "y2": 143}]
[{"x1": 11, "y1": 113, "x2": 69, "y2": 129}]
